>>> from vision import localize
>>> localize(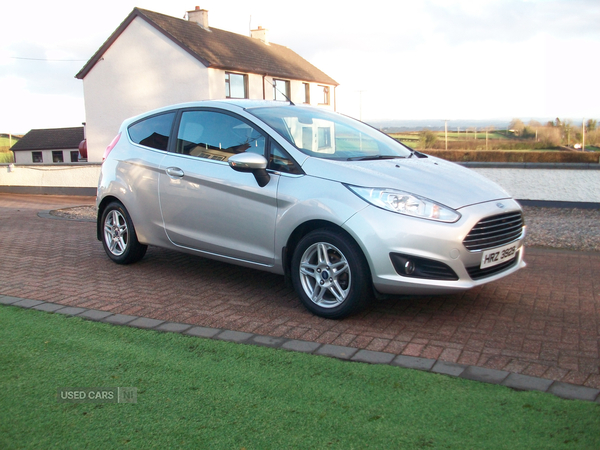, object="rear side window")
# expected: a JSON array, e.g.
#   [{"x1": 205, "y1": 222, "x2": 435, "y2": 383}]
[{"x1": 128, "y1": 112, "x2": 175, "y2": 151}]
